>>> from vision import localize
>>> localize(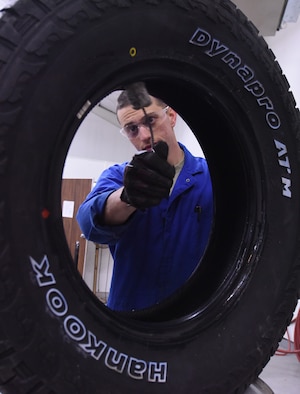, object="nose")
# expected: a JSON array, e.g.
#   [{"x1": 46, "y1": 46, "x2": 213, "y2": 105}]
[{"x1": 138, "y1": 124, "x2": 151, "y2": 140}]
